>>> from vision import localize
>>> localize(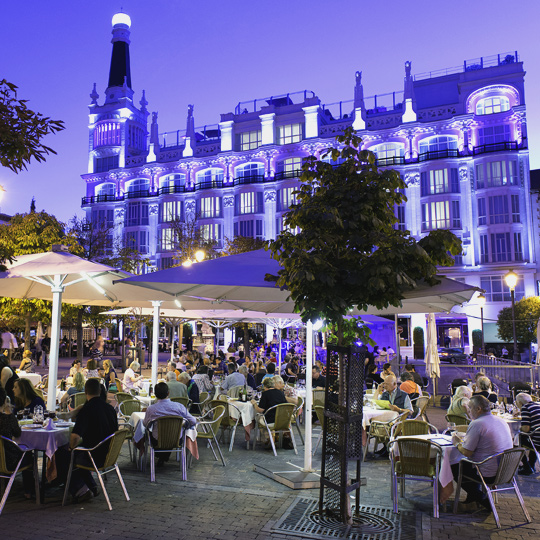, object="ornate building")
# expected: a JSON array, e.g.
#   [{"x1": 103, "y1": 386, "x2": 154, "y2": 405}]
[{"x1": 82, "y1": 13, "x2": 536, "y2": 352}]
